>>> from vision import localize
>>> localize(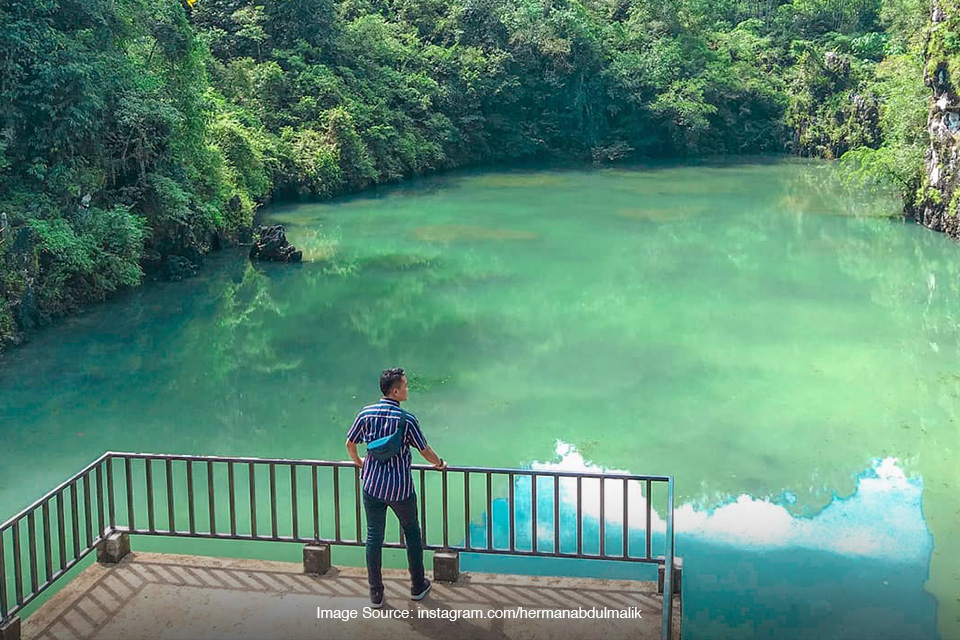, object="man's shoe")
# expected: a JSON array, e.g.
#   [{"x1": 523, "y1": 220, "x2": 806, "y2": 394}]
[
  {"x1": 411, "y1": 578, "x2": 431, "y2": 601},
  {"x1": 370, "y1": 589, "x2": 385, "y2": 609}
]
